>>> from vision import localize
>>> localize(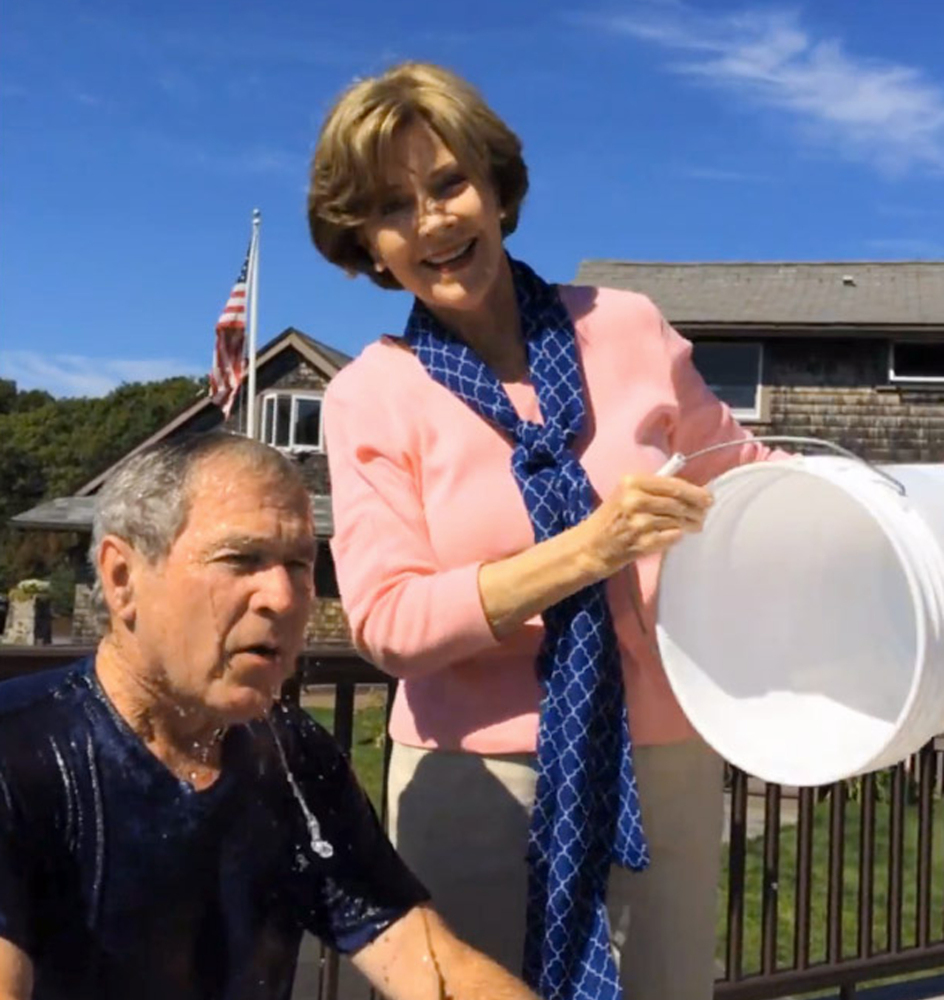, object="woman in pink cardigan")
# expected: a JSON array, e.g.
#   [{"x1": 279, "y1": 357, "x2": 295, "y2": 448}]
[{"x1": 308, "y1": 62, "x2": 773, "y2": 1000}]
